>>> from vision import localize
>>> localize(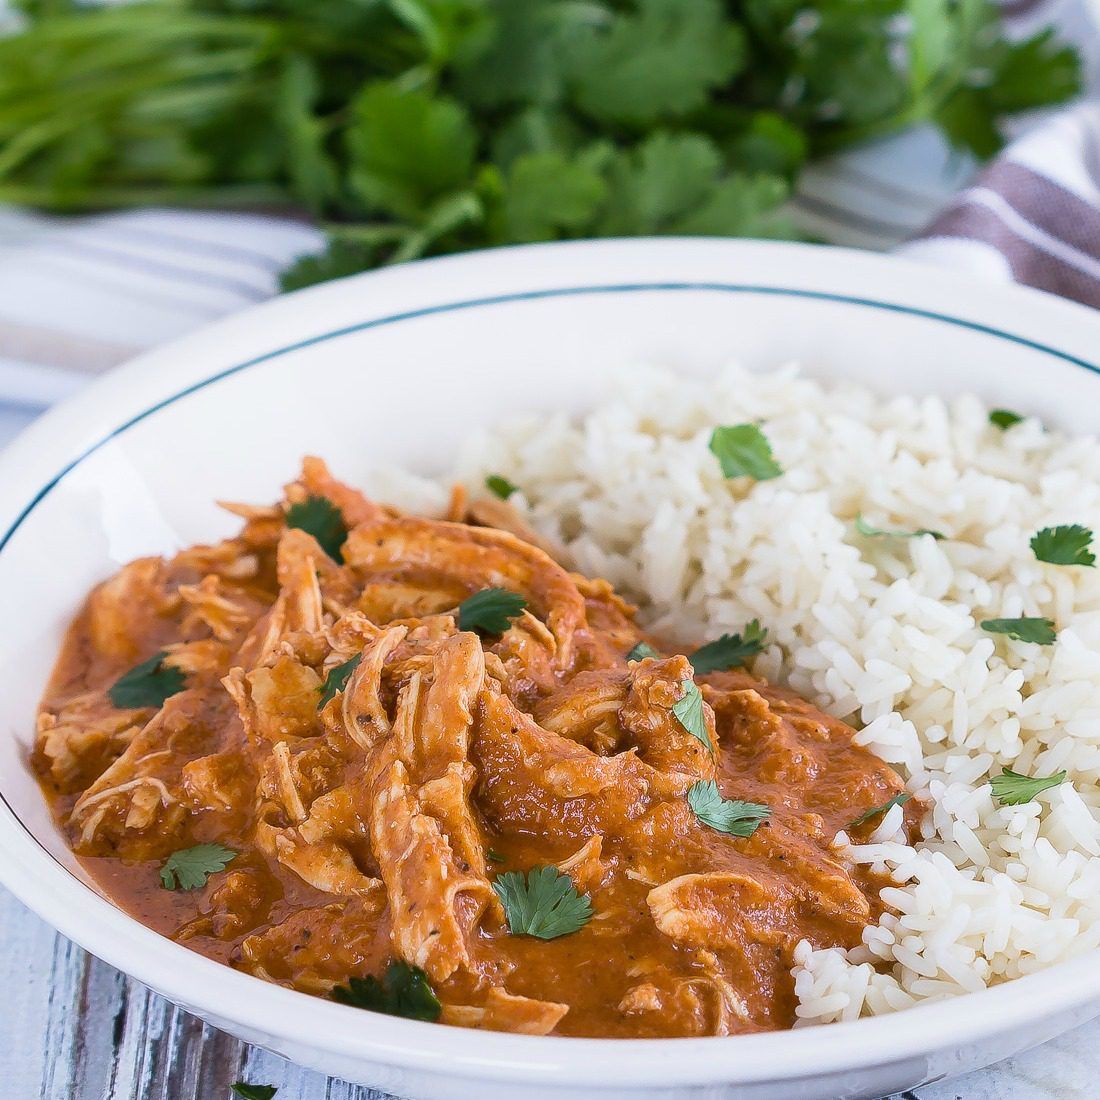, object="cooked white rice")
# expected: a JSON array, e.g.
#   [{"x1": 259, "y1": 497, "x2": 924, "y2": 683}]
[{"x1": 452, "y1": 363, "x2": 1100, "y2": 1025}]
